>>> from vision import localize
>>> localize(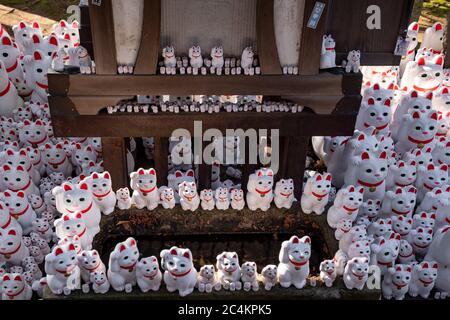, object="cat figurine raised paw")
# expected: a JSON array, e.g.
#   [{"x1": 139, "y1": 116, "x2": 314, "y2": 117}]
[
  {"x1": 382, "y1": 264, "x2": 412, "y2": 300},
  {"x1": 130, "y1": 168, "x2": 159, "y2": 210},
  {"x1": 320, "y1": 35, "x2": 336, "y2": 69},
  {"x1": 277, "y1": 235, "x2": 311, "y2": 289},
  {"x1": 107, "y1": 237, "x2": 139, "y2": 293},
  {"x1": 327, "y1": 185, "x2": 364, "y2": 228},
  {"x1": 215, "y1": 187, "x2": 230, "y2": 210},
  {"x1": 408, "y1": 261, "x2": 438, "y2": 299},
  {"x1": 343, "y1": 257, "x2": 369, "y2": 290},
  {"x1": 45, "y1": 242, "x2": 80, "y2": 295},
  {"x1": 246, "y1": 168, "x2": 274, "y2": 211},
  {"x1": 87, "y1": 171, "x2": 116, "y2": 215},
  {"x1": 319, "y1": 260, "x2": 337, "y2": 287}
]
